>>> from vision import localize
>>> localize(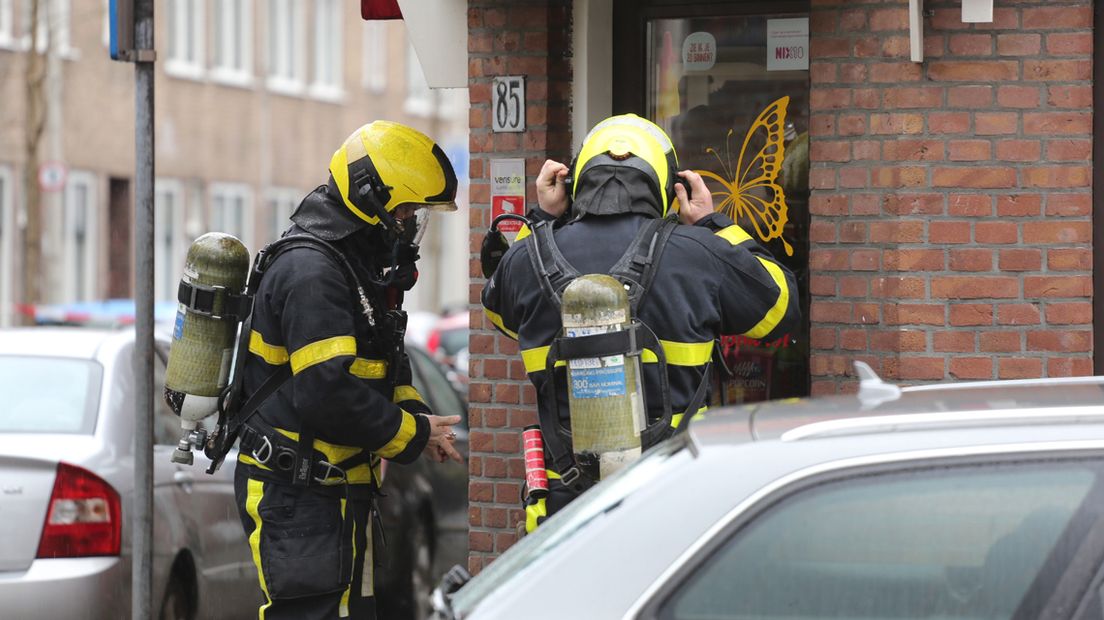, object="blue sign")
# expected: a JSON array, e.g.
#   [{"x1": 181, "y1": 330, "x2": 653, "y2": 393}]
[{"x1": 571, "y1": 365, "x2": 626, "y2": 399}]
